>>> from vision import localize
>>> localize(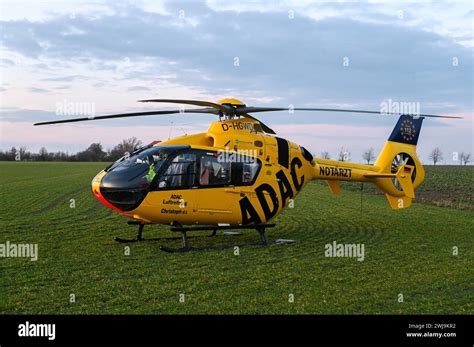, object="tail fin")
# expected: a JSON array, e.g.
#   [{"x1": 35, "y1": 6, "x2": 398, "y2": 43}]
[
  {"x1": 387, "y1": 114, "x2": 424, "y2": 146},
  {"x1": 312, "y1": 115, "x2": 425, "y2": 210},
  {"x1": 372, "y1": 115, "x2": 425, "y2": 209}
]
